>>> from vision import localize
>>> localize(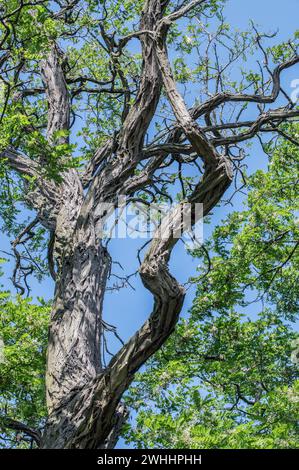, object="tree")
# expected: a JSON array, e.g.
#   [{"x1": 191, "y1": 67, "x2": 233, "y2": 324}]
[
  {"x1": 0, "y1": 289, "x2": 49, "y2": 448},
  {"x1": 0, "y1": 0, "x2": 298, "y2": 448},
  {"x1": 124, "y1": 129, "x2": 299, "y2": 448}
]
